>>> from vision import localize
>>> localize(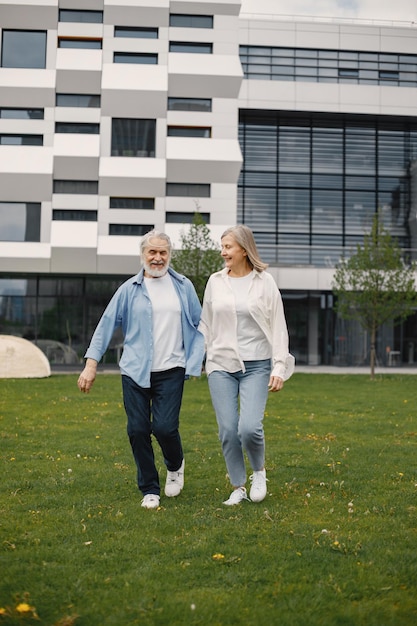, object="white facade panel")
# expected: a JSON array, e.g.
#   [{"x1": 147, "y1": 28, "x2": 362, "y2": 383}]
[
  {"x1": 168, "y1": 53, "x2": 242, "y2": 98},
  {"x1": 170, "y1": 0, "x2": 241, "y2": 15},
  {"x1": 0, "y1": 148, "x2": 53, "y2": 200},
  {"x1": 0, "y1": 0, "x2": 57, "y2": 29},
  {"x1": 103, "y1": 1, "x2": 169, "y2": 26},
  {"x1": 269, "y1": 267, "x2": 335, "y2": 292},
  {"x1": 0, "y1": 69, "x2": 55, "y2": 106},
  {"x1": 101, "y1": 64, "x2": 168, "y2": 117},
  {"x1": 57, "y1": 23, "x2": 104, "y2": 38},
  {"x1": 239, "y1": 18, "x2": 296, "y2": 47},
  {"x1": 239, "y1": 79, "x2": 297, "y2": 110},
  {"x1": 294, "y1": 23, "x2": 341, "y2": 50},
  {"x1": 54, "y1": 109, "x2": 102, "y2": 124},
  {"x1": 53, "y1": 134, "x2": 101, "y2": 158},
  {"x1": 99, "y1": 157, "x2": 166, "y2": 196},
  {"x1": 166, "y1": 137, "x2": 242, "y2": 183},
  {"x1": 0, "y1": 241, "x2": 50, "y2": 259},
  {"x1": 97, "y1": 236, "x2": 142, "y2": 256},
  {"x1": 52, "y1": 195, "x2": 99, "y2": 210},
  {"x1": 51, "y1": 222, "x2": 98, "y2": 248},
  {"x1": 56, "y1": 49, "x2": 103, "y2": 72}
]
